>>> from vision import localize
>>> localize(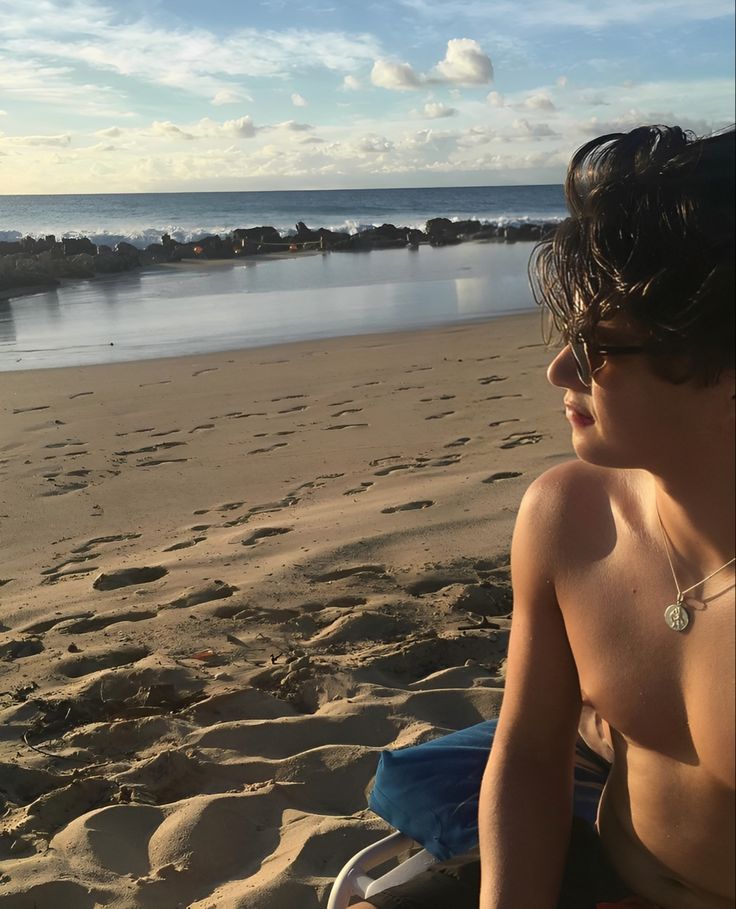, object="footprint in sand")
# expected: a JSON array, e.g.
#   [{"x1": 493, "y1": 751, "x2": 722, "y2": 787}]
[
  {"x1": 13, "y1": 404, "x2": 50, "y2": 414},
  {"x1": 190, "y1": 424, "x2": 215, "y2": 433},
  {"x1": 329, "y1": 399, "x2": 353, "y2": 406},
  {"x1": 93, "y1": 566, "x2": 168, "y2": 591},
  {"x1": 381, "y1": 500, "x2": 434, "y2": 514},
  {"x1": 164, "y1": 580, "x2": 237, "y2": 610},
  {"x1": 42, "y1": 481, "x2": 88, "y2": 498},
  {"x1": 420, "y1": 394, "x2": 455, "y2": 403},
  {"x1": 139, "y1": 380, "x2": 171, "y2": 387},
  {"x1": 331, "y1": 408, "x2": 363, "y2": 417},
  {"x1": 163, "y1": 537, "x2": 206, "y2": 552},
  {"x1": 56, "y1": 608, "x2": 159, "y2": 634},
  {"x1": 310, "y1": 564, "x2": 388, "y2": 583},
  {"x1": 405, "y1": 365, "x2": 433, "y2": 373},
  {"x1": 277, "y1": 405, "x2": 307, "y2": 414},
  {"x1": 370, "y1": 455, "x2": 401, "y2": 466},
  {"x1": 489, "y1": 418, "x2": 520, "y2": 428},
  {"x1": 475, "y1": 355, "x2": 501, "y2": 361},
  {"x1": 272, "y1": 394, "x2": 307, "y2": 402},
  {"x1": 344, "y1": 481, "x2": 374, "y2": 495},
  {"x1": 373, "y1": 462, "x2": 413, "y2": 477},
  {"x1": 240, "y1": 527, "x2": 293, "y2": 547},
  {"x1": 324, "y1": 423, "x2": 368, "y2": 431},
  {"x1": 425, "y1": 411, "x2": 454, "y2": 420},
  {"x1": 114, "y1": 442, "x2": 186, "y2": 456},
  {"x1": 430, "y1": 454, "x2": 462, "y2": 467},
  {"x1": 351, "y1": 380, "x2": 380, "y2": 388},
  {"x1": 217, "y1": 502, "x2": 245, "y2": 512},
  {"x1": 150, "y1": 429, "x2": 180, "y2": 438},
  {"x1": 248, "y1": 442, "x2": 288, "y2": 455},
  {"x1": 56, "y1": 644, "x2": 150, "y2": 678},
  {"x1": 484, "y1": 393, "x2": 523, "y2": 401},
  {"x1": 41, "y1": 553, "x2": 99, "y2": 582},
  {"x1": 478, "y1": 375, "x2": 507, "y2": 385},
  {"x1": 44, "y1": 440, "x2": 84, "y2": 449},
  {"x1": 192, "y1": 367, "x2": 218, "y2": 377},
  {"x1": 73, "y1": 533, "x2": 141, "y2": 554},
  {"x1": 445, "y1": 437, "x2": 470, "y2": 448},
  {"x1": 500, "y1": 432, "x2": 543, "y2": 449},
  {"x1": 69, "y1": 391, "x2": 94, "y2": 399},
  {"x1": 483, "y1": 471, "x2": 523, "y2": 484},
  {"x1": 136, "y1": 457, "x2": 188, "y2": 467},
  {"x1": 115, "y1": 427, "x2": 155, "y2": 437}
]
